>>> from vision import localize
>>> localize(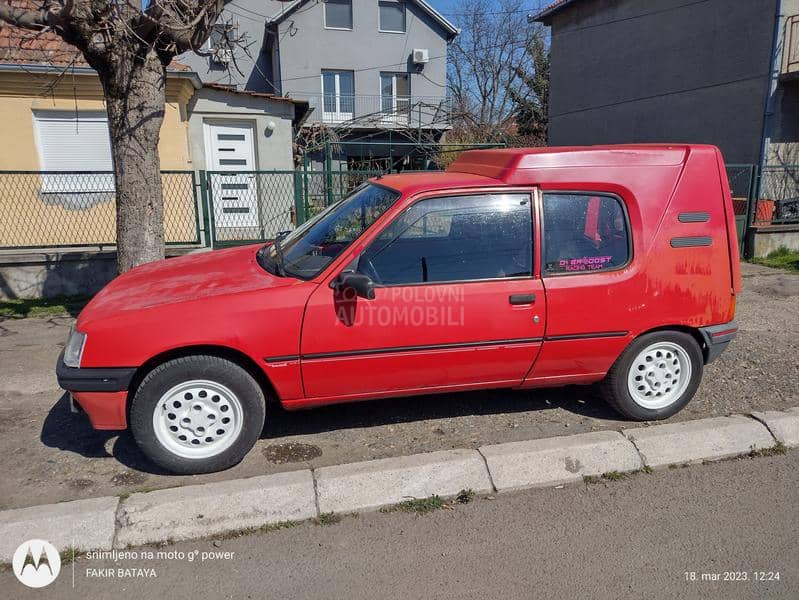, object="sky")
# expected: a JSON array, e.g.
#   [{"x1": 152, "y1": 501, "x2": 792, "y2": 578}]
[{"x1": 426, "y1": 0, "x2": 550, "y2": 26}]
